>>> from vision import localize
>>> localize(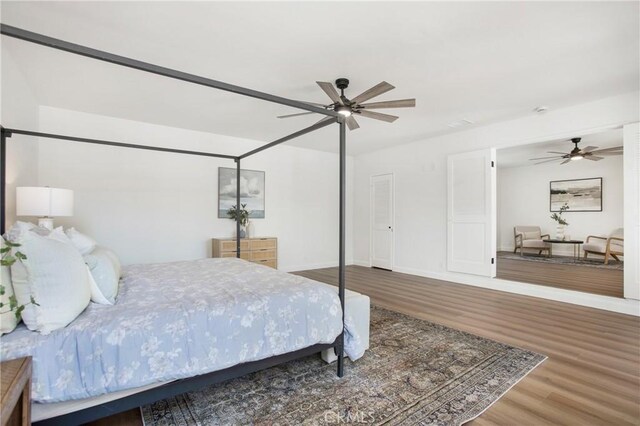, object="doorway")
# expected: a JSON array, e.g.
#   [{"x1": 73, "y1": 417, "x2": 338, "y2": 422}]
[{"x1": 370, "y1": 174, "x2": 393, "y2": 270}]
